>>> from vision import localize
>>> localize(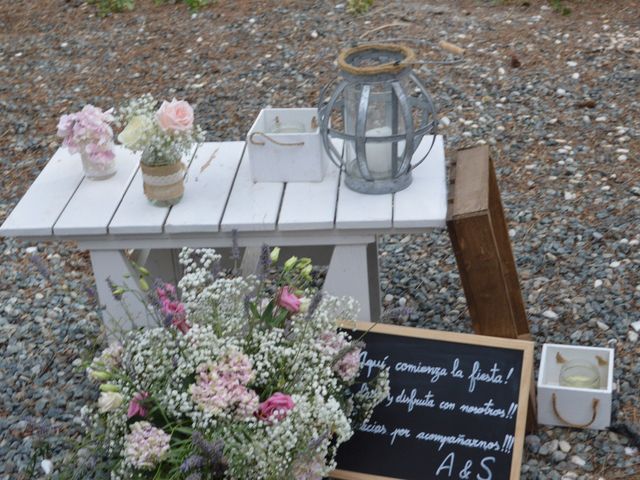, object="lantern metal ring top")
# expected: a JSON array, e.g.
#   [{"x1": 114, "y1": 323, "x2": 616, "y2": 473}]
[{"x1": 318, "y1": 43, "x2": 438, "y2": 194}]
